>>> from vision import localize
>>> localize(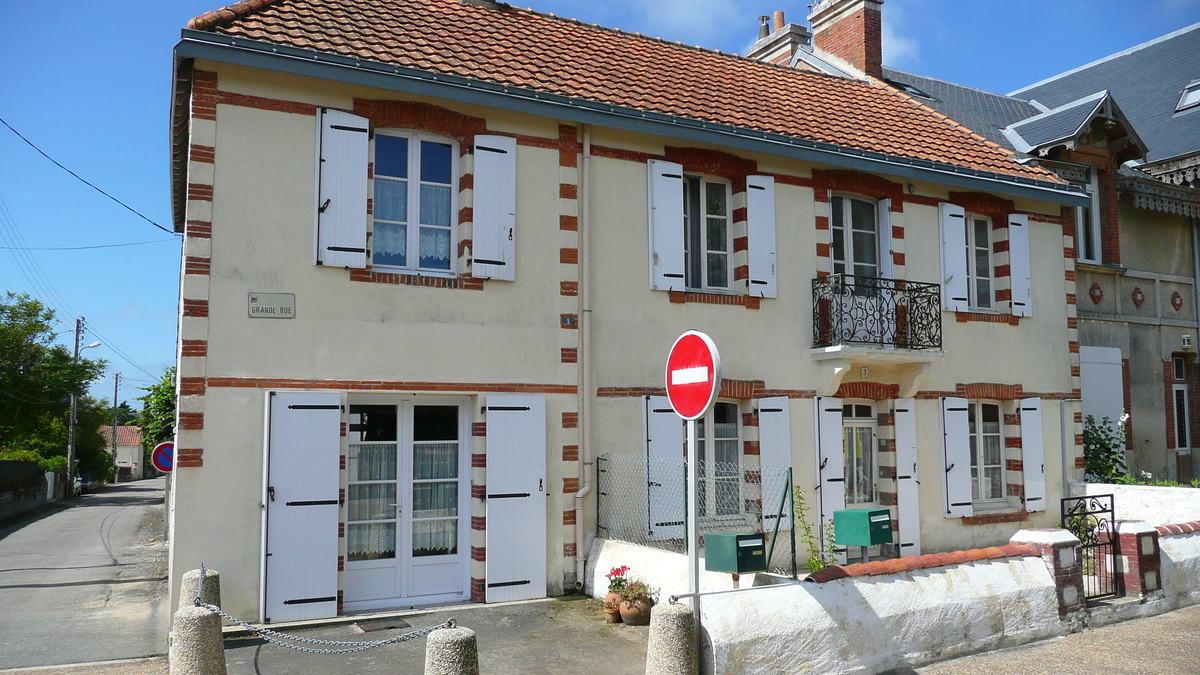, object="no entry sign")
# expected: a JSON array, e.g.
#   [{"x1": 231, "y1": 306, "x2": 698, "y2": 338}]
[
  {"x1": 151, "y1": 442, "x2": 174, "y2": 473},
  {"x1": 665, "y1": 331, "x2": 722, "y2": 420}
]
